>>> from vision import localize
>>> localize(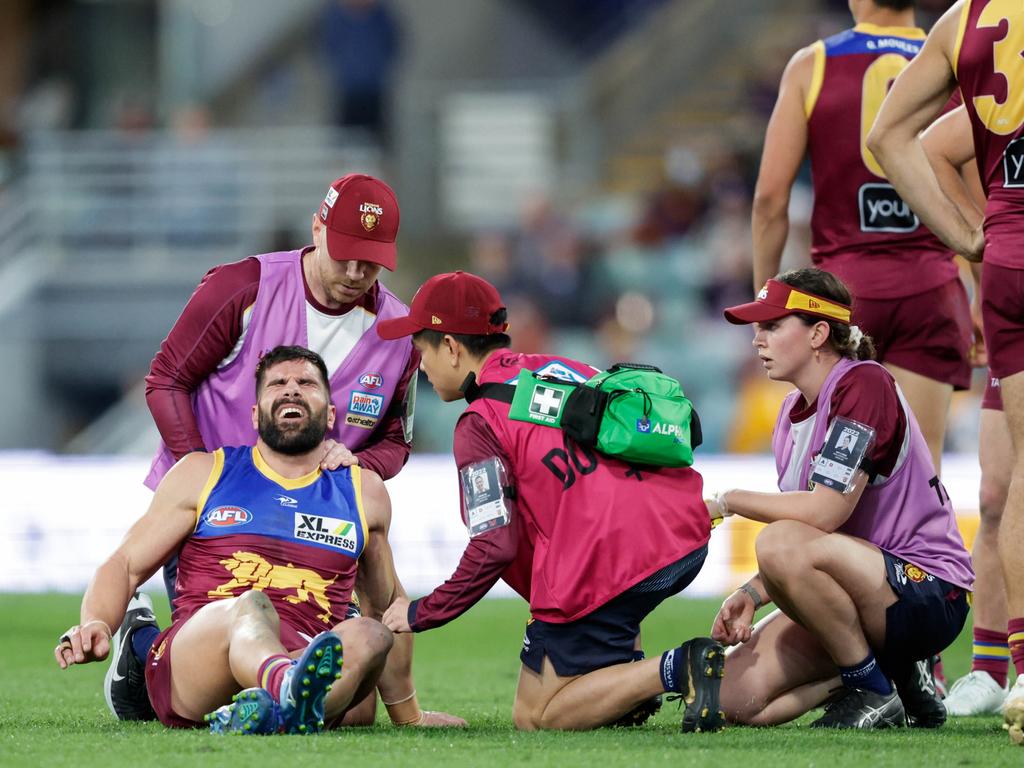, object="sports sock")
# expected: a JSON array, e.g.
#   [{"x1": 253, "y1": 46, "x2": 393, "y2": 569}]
[
  {"x1": 840, "y1": 652, "x2": 892, "y2": 695},
  {"x1": 1007, "y1": 618, "x2": 1024, "y2": 678},
  {"x1": 258, "y1": 655, "x2": 293, "y2": 700},
  {"x1": 131, "y1": 625, "x2": 160, "y2": 663},
  {"x1": 972, "y1": 627, "x2": 1010, "y2": 688},
  {"x1": 659, "y1": 646, "x2": 688, "y2": 693}
]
